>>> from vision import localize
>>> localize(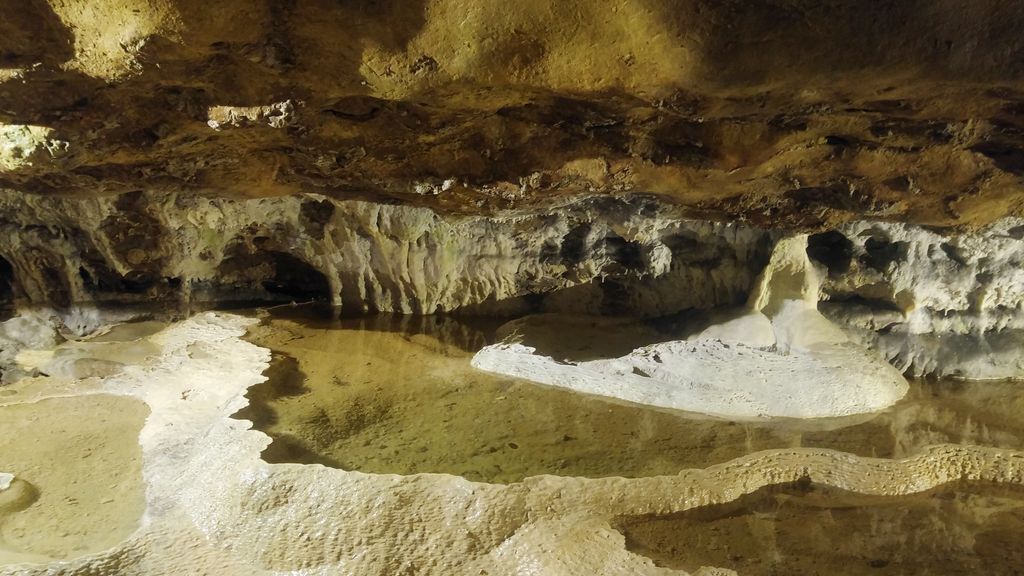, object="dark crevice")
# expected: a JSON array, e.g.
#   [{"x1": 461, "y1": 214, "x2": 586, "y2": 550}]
[
  {"x1": 0, "y1": 255, "x2": 14, "y2": 313},
  {"x1": 807, "y1": 231, "x2": 855, "y2": 274},
  {"x1": 819, "y1": 293, "x2": 905, "y2": 316},
  {"x1": 261, "y1": 253, "x2": 332, "y2": 302},
  {"x1": 215, "y1": 247, "x2": 332, "y2": 305},
  {"x1": 299, "y1": 199, "x2": 335, "y2": 239},
  {"x1": 940, "y1": 242, "x2": 969, "y2": 266},
  {"x1": 662, "y1": 234, "x2": 723, "y2": 268},
  {"x1": 39, "y1": 264, "x2": 71, "y2": 309},
  {"x1": 971, "y1": 141, "x2": 1024, "y2": 175},
  {"x1": 559, "y1": 223, "x2": 591, "y2": 266},
  {"x1": 861, "y1": 236, "x2": 908, "y2": 272},
  {"x1": 603, "y1": 235, "x2": 645, "y2": 272}
]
